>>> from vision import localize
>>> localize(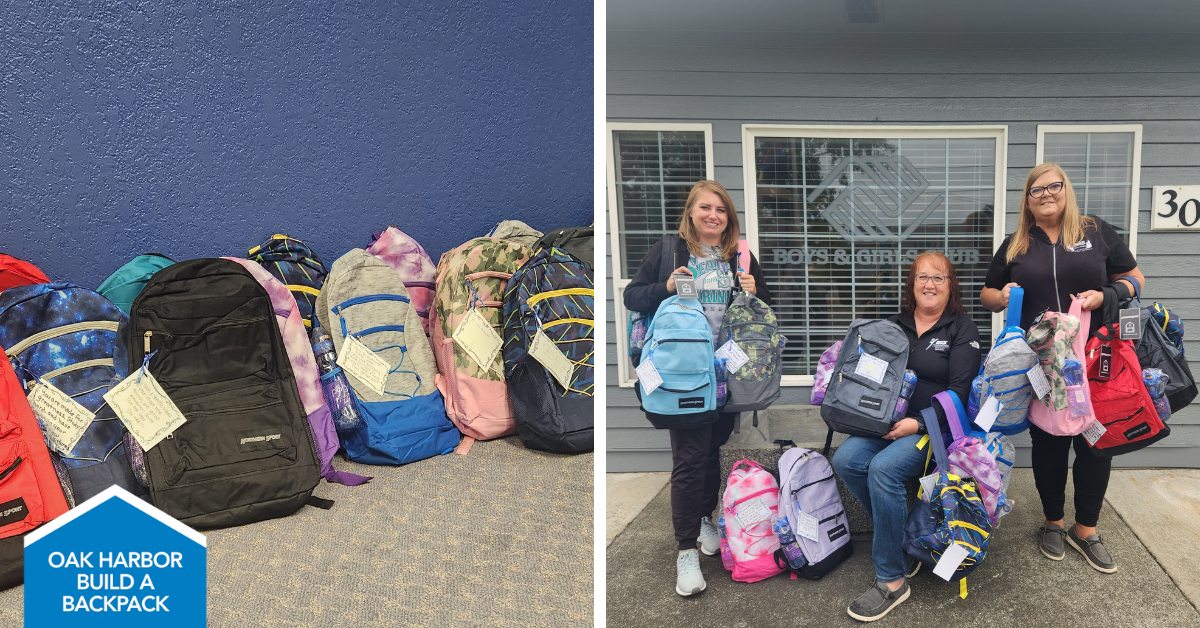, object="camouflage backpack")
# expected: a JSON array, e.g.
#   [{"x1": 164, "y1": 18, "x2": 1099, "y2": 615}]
[
  {"x1": 716, "y1": 290, "x2": 785, "y2": 412},
  {"x1": 501, "y1": 247, "x2": 594, "y2": 453},
  {"x1": 431, "y1": 236, "x2": 534, "y2": 441}
]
